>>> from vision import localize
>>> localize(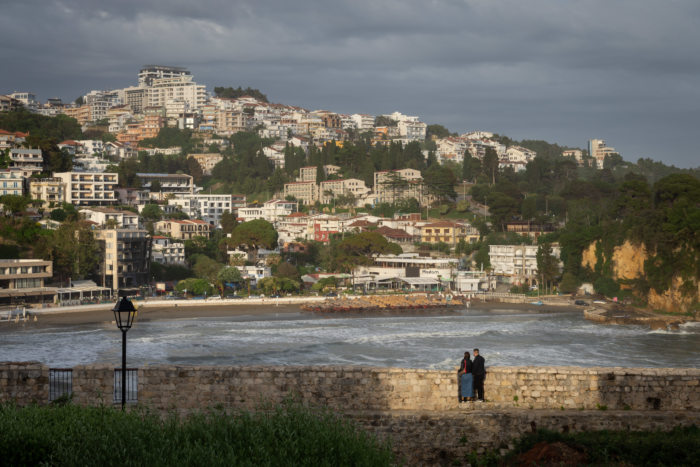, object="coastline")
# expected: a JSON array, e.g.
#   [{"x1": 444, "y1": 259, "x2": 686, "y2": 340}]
[{"x1": 2, "y1": 295, "x2": 577, "y2": 328}]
